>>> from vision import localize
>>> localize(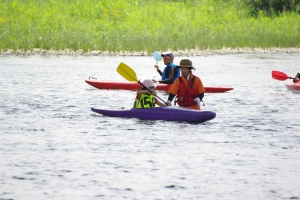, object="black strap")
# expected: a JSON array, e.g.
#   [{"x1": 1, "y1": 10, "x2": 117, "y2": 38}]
[{"x1": 189, "y1": 77, "x2": 194, "y2": 89}]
